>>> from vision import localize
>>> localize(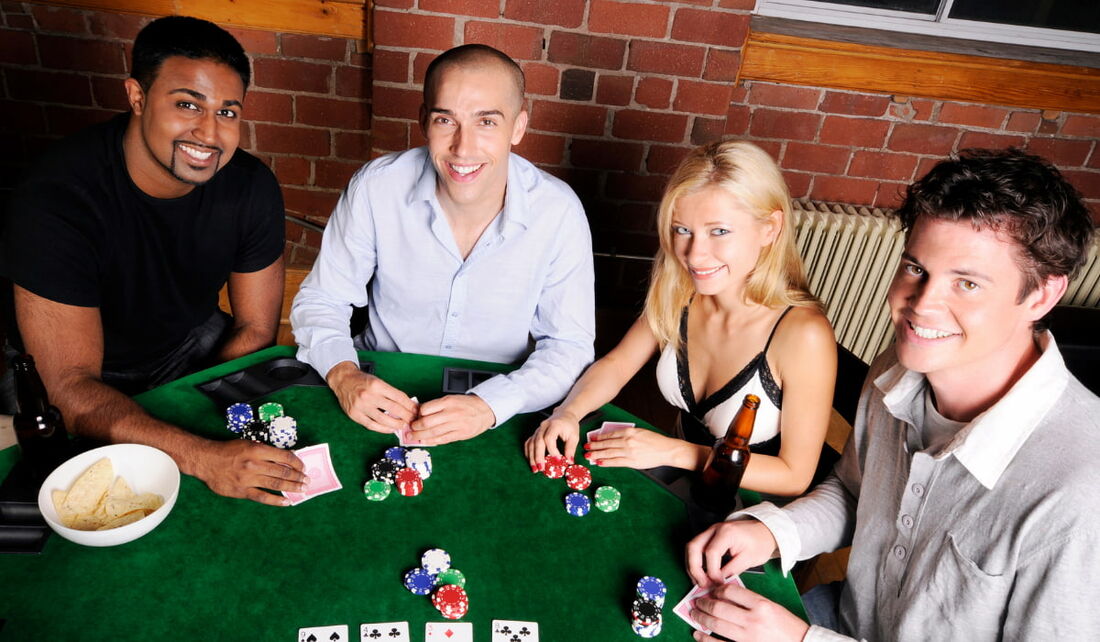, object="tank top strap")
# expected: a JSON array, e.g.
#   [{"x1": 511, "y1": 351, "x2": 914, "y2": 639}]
[{"x1": 762, "y1": 306, "x2": 794, "y2": 355}]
